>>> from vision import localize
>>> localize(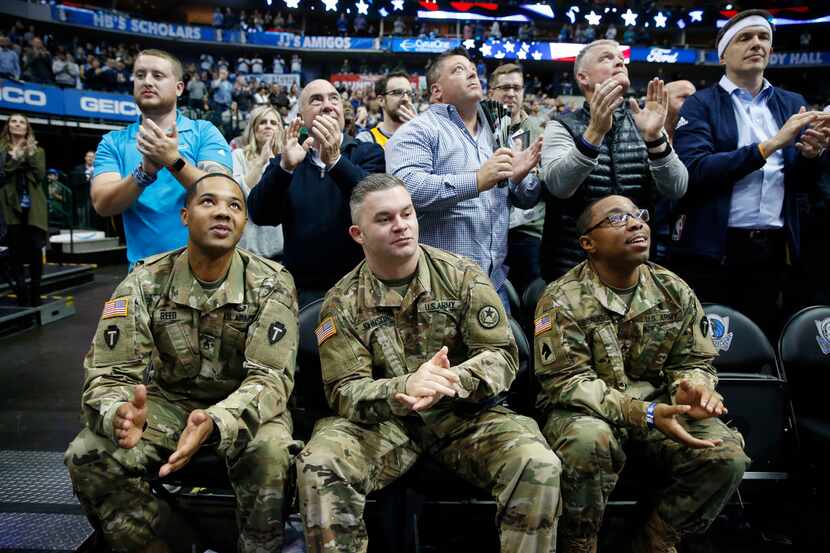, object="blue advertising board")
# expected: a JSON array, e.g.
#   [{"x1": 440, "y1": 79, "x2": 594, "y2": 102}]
[
  {"x1": 630, "y1": 47, "x2": 699, "y2": 64},
  {"x1": 0, "y1": 80, "x2": 138, "y2": 122},
  {"x1": 51, "y1": 5, "x2": 219, "y2": 42},
  {"x1": 247, "y1": 32, "x2": 376, "y2": 50},
  {"x1": 387, "y1": 37, "x2": 461, "y2": 54},
  {"x1": 704, "y1": 50, "x2": 830, "y2": 66}
]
